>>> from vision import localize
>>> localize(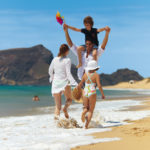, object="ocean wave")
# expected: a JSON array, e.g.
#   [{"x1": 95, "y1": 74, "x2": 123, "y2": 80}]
[{"x1": 0, "y1": 100, "x2": 150, "y2": 150}]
